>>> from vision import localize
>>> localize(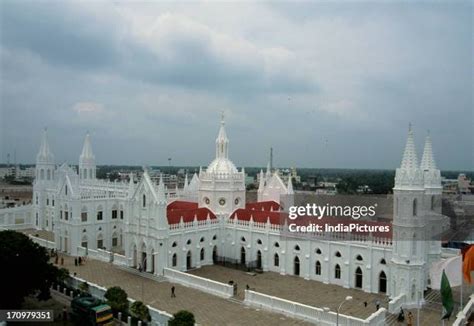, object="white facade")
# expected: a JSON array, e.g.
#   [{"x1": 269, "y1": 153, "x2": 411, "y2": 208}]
[{"x1": 27, "y1": 121, "x2": 449, "y2": 308}]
